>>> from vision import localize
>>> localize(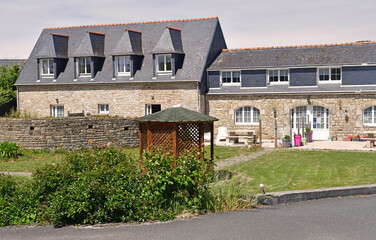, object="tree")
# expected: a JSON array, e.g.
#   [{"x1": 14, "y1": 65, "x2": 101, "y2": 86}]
[{"x1": 0, "y1": 63, "x2": 23, "y2": 116}]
